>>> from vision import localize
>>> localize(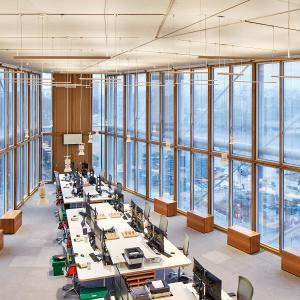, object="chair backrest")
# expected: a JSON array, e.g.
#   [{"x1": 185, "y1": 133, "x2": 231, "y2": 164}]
[
  {"x1": 159, "y1": 215, "x2": 168, "y2": 235},
  {"x1": 237, "y1": 276, "x2": 254, "y2": 300},
  {"x1": 144, "y1": 202, "x2": 151, "y2": 220},
  {"x1": 183, "y1": 234, "x2": 189, "y2": 256}
]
